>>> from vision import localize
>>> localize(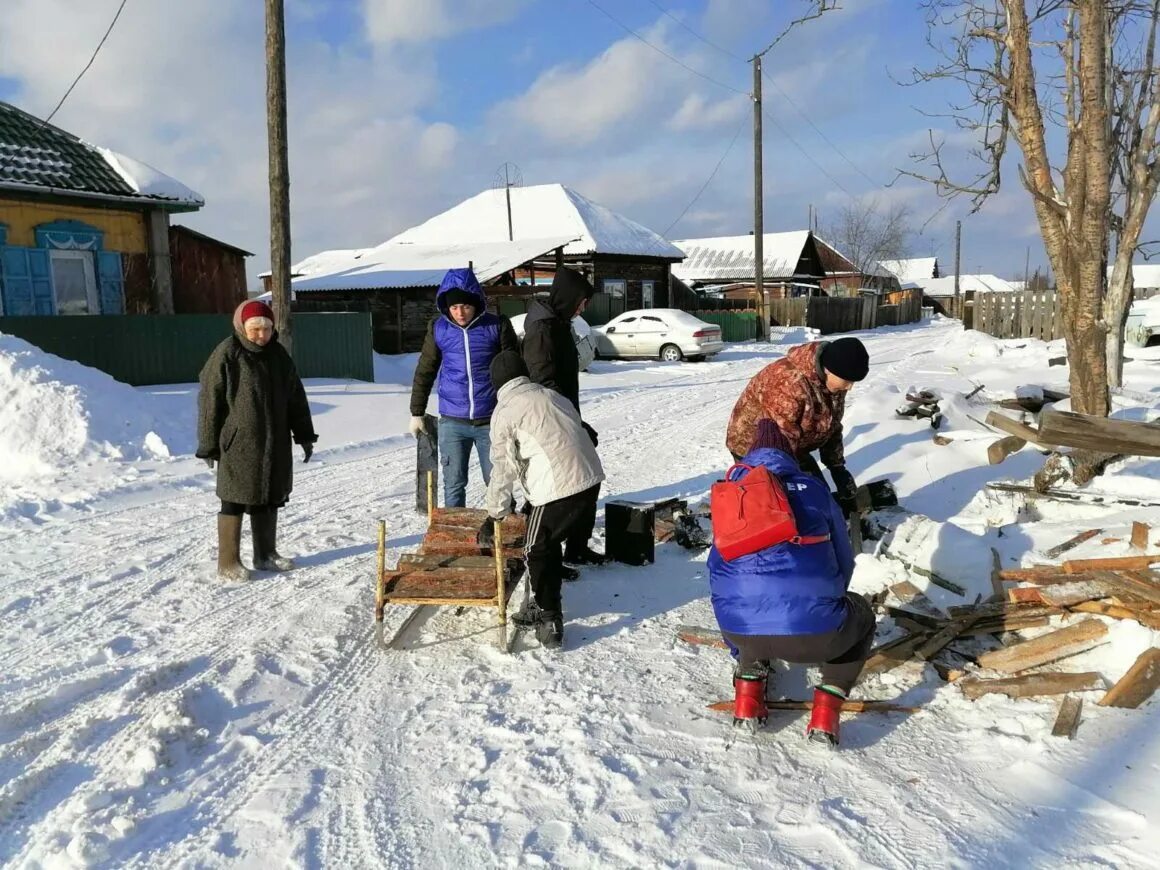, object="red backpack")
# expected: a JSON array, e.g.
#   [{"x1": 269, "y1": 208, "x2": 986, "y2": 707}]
[{"x1": 710, "y1": 463, "x2": 830, "y2": 561}]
